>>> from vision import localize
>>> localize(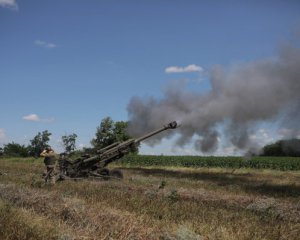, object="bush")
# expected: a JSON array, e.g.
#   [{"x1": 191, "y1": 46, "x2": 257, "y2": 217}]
[{"x1": 3, "y1": 142, "x2": 29, "y2": 157}]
